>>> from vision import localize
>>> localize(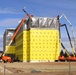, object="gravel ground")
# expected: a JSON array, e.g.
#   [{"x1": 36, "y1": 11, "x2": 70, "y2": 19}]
[{"x1": 0, "y1": 62, "x2": 76, "y2": 75}]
